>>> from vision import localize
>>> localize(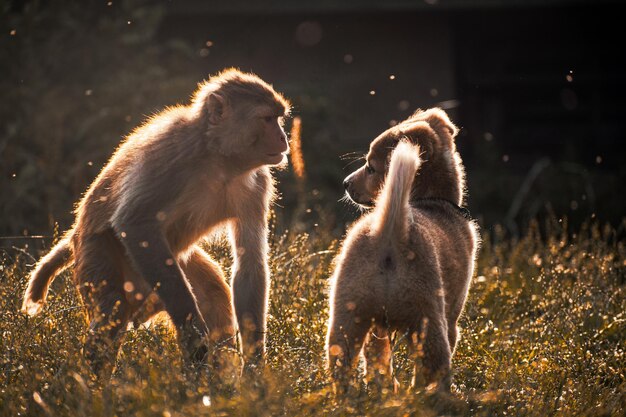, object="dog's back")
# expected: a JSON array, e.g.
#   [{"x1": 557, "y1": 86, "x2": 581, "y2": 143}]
[{"x1": 332, "y1": 142, "x2": 476, "y2": 329}]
